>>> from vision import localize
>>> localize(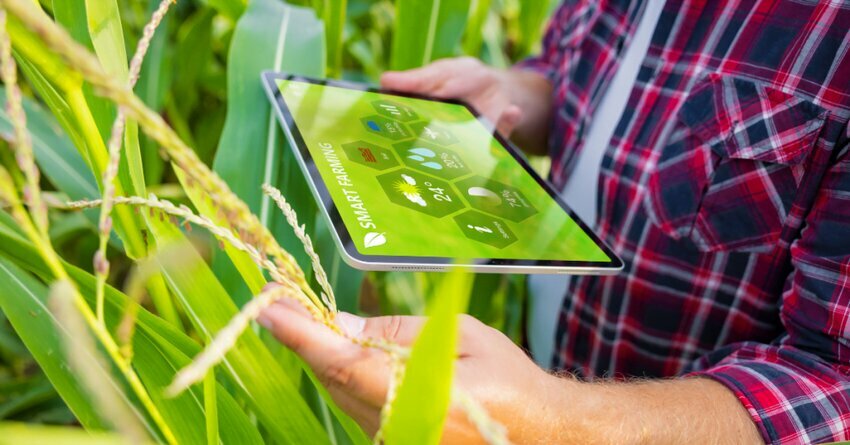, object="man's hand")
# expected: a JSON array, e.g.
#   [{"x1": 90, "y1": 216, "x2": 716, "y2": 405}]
[
  {"x1": 258, "y1": 292, "x2": 763, "y2": 444},
  {"x1": 257, "y1": 295, "x2": 554, "y2": 443},
  {"x1": 381, "y1": 57, "x2": 553, "y2": 155}
]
